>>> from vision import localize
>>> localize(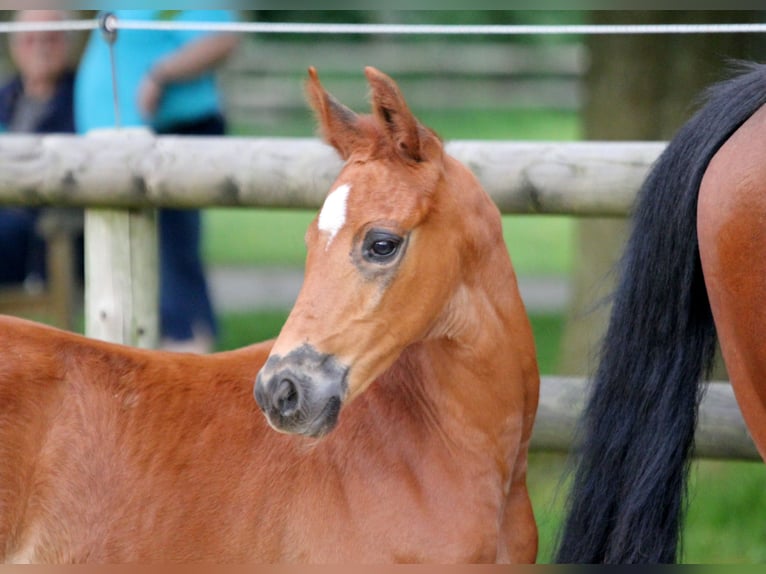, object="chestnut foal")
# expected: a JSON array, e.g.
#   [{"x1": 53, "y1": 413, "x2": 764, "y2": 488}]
[{"x1": 1, "y1": 67, "x2": 539, "y2": 563}]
